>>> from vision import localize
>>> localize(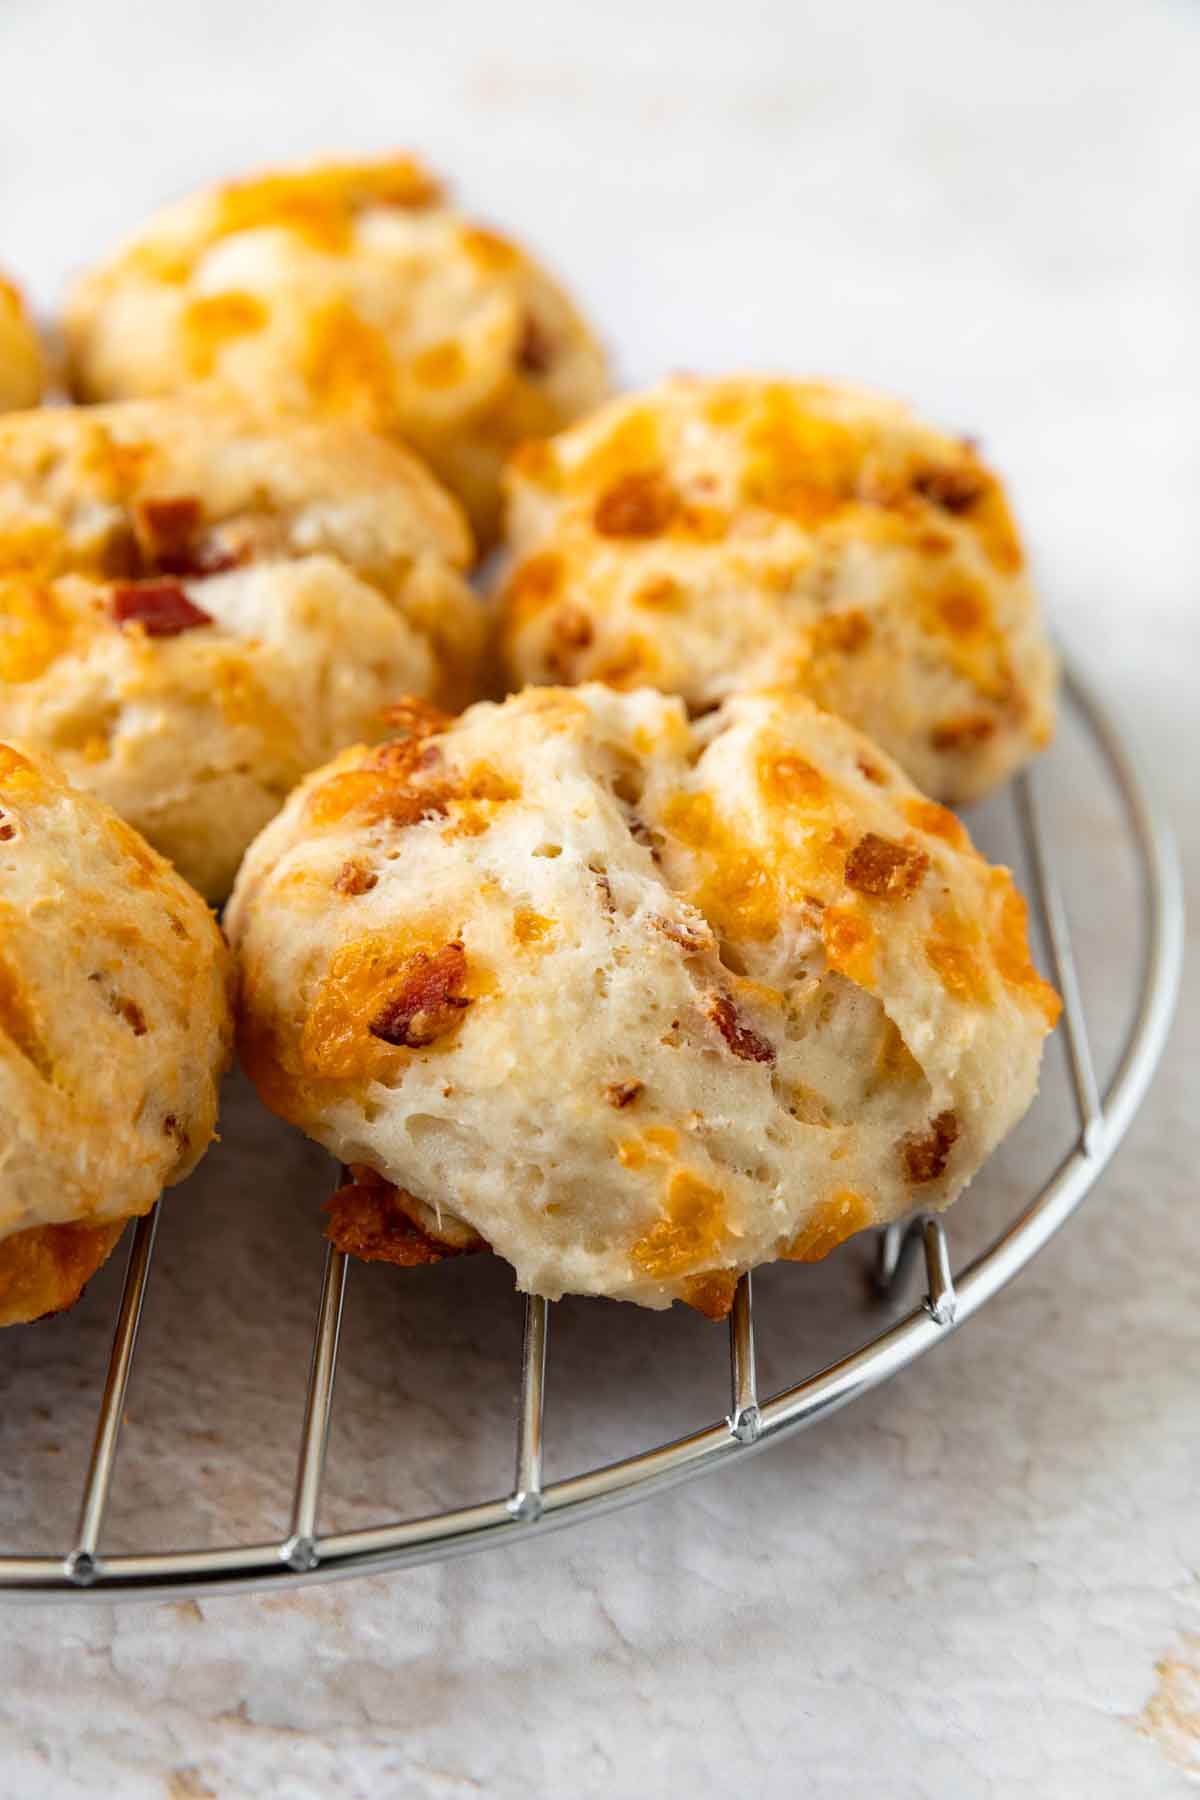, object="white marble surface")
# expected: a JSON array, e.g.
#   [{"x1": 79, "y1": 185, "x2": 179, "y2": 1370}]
[{"x1": 0, "y1": 1, "x2": 1197, "y2": 1794}]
